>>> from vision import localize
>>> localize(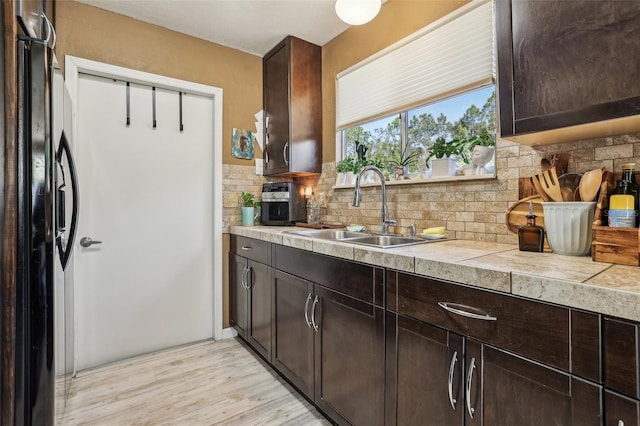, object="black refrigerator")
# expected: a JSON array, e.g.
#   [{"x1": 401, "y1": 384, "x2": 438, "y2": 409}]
[{"x1": 14, "y1": 35, "x2": 78, "y2": 425}]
